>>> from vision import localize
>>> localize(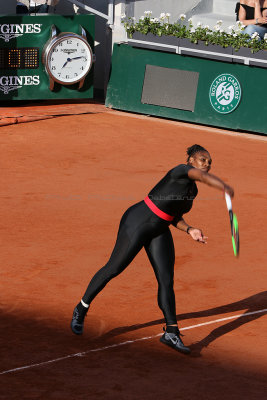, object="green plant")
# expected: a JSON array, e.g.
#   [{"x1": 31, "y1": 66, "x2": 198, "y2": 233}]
[{"x1": 122, "y1": 12, "x2": 267, "y2": 53}]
